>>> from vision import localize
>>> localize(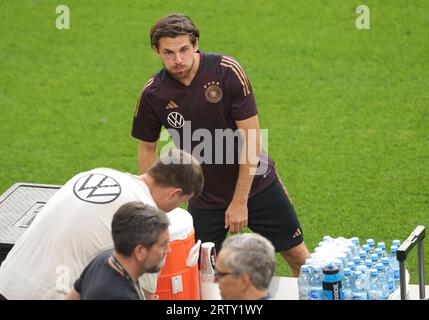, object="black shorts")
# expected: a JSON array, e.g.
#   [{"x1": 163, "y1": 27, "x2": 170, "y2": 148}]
[{"x1": 188, "y1": 178, "x2": 304, "y2": 253}]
